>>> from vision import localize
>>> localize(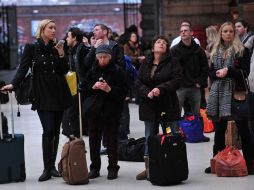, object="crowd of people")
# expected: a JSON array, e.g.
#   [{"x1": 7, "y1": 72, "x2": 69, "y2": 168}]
[{"x1": 1, "y1": 16, "x2": 254, "y2": 183}]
